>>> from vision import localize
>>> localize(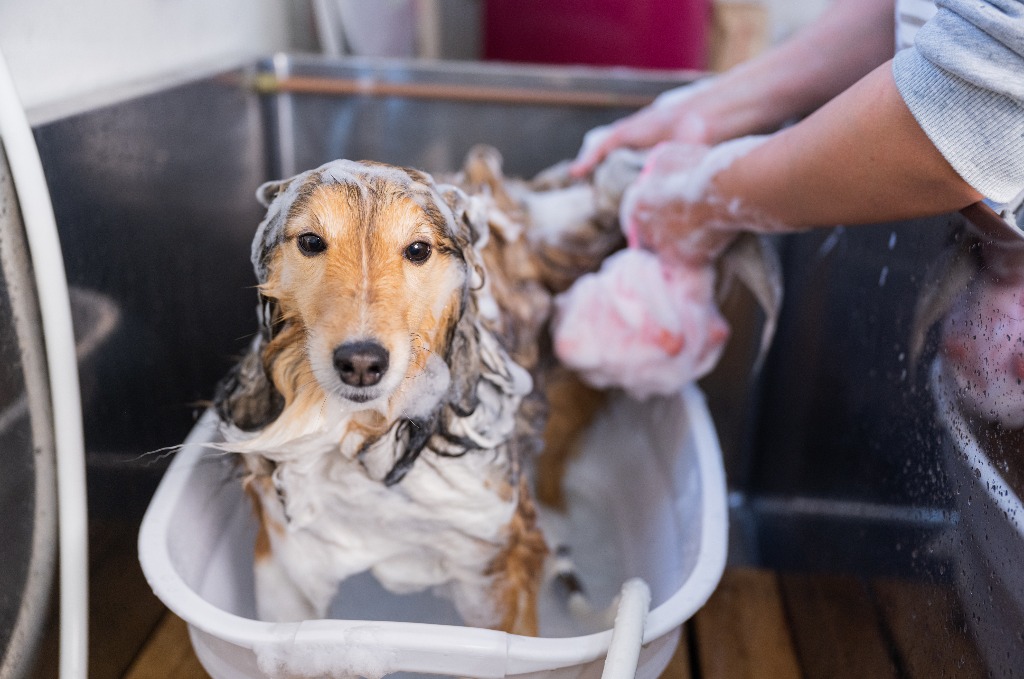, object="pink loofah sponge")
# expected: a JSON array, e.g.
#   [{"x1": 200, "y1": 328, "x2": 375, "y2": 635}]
[{"x1": 552, "y1": 248, "x2": 730, "y2": 400}]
